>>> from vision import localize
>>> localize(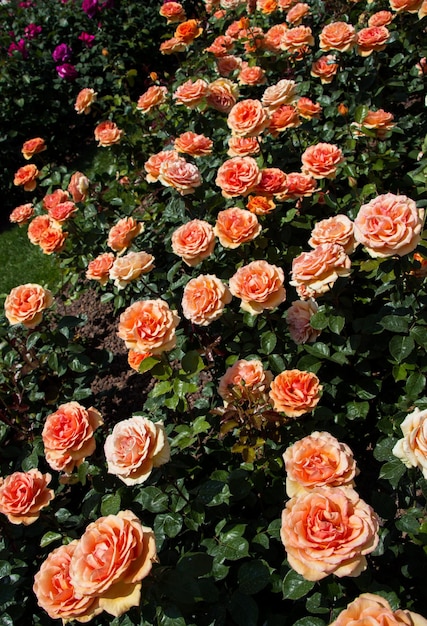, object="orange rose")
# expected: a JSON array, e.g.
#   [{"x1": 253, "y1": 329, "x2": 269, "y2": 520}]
[
  {"x1": 86, "y1": 252, "x2": 115, "y2": 285},
  {"x1": 309, "y1": 214, "x2": 356, "y2": 254},
  {"x1": 216, "y1": 156, "x2": 261, "y2": 198},
  {"x1": 262, "y1": 78, "x2": 298, "y2": 111},
  {"x1": 247, "y1": 194, "x2": 276, "y2": 215},
  {"x1": 0, "y1": 469, "x2": 54, "y2": 525},
  {"x1": 47, "y1": 200, "x2": 77, "y2": 222},
  {"x1": 27, "y1": 214, "x2": 50, "y2": 243},
  {"x1": 229, "y1": 260, "x2": 286, "y2": 314},
  {"x1": 107, "y1": 217, "x2": 144, "y2": 253},
  {"x1": 136, "y1": 85, "x2": 168, "y2": 113},
  {"x1": 68, "y1": 171, "x2": 89, "y2": 202},
  {"x1": 38, "y1": 223, "x2": 67, "y2": 255},
  {"x1": 218, "y1": 358, "x2": 273, "y2": 404},
  {"x1": 144, "y1": 150, "x2": 180, "y2": 182},
  {"x1": 356, "y1": 26, "x2": 390, "y2": 56},
  {"x1": 290, "y1": 243, "x2": 352, "y2": 299},
  {"x1": 109, "y1": 251, "x2": 155, "y2": 289},
  {"x1": 206, "y1": 78, "x2": 239, "y2": 113},
  {"x1": 42, "y1": 402, "x2": 103, "y2": 473},
  {"x1": 74, "y1": 88, "x2": 97, "y2": 114},
  {"x1": 330, "y1": 593, "x2": 427, "y2": 626},
  {"x1": 269, "y1": 369, "x2": 321, "y2": 416},
  {"x1": 173, "y1": 78, "x2": 209, "y2": 108},
  {"x1": 214, "y1": 207, "x2": 261, "y2": 248},
  {"x1": 286, "y1": 2, "x2": 310, "y2": 24},
  {"x1": 117, "y1": 298, "x2": 180, "y2": 354},
  {"x1": 279, "y1": 0, "x2": 297, "y2": 8},
  {"x1": 368, "y1": 10, "x2": 394, "y2": 26},
  {"x1": 311, "y1": 54, "x2": 339, "y2": 83},
  {"x1": 182, "y1": 274, "x2": 232, "y2": 325},
  {"x1": 393, "y1": 407, "x2": 427, "y2": 478},
  {"x1": 286, "y1": 298, "x2": 321, "y2": 344},
  {"x1": 216, "y1": 54, "x2": 243, "y2": 76},
  {"x1": 174, "y1": 131, "x2": 213, "y2": 157},
  {"x1": 9, "y1": 203, "x2": 34, "y2": 225},
  {"x1": 353, "y1": 108, "x2": 395, "y2": 139},
  {"x1": 159, "y1": 1, "x2": 186, "y2": 22},
  {"x1": 353, "y1": 193, "x2": 424, "y2": 258},
  {"x1": 128, "y1": 349, "x2": 152, "y2": 371},
  {"x1": 205, "y1": 34, "x2": 234, "y2": 56},
  {"x1": 296, "y1": 96, "x2": 322, "y2": 119},
  {"x1": 158, "y1": 158, "x2": 202, "y2": 195},
  {"x1": 253, "y1": 167, "x2": 287, "y2": 195},
  {"x1": 282, "y1": 25, "x2": 314, "y2": 52},
  {"x1": 237, "y1": 63, "x2": 267, "y2": 86},
  {"x1": 227, "y1": 136, "x2": 261, "y2": 157},
  {"x1": 43, "y1": 188, "x2": 69, "y2": 210},
  {"x1": 160, "y1": 37, "x2": 187, "y2": 54},
  {"x1": 276, "y1": 172, "x2": 318, "y2": 200},
  {"x1": 4, "y1": 283, "x2": 53, "y2": 328},
  {"x1": 283, "y1": 431, "x2": 357, "y2": 497},
  {"x1": 301, "y1": 142, "x2": 344, "y2": 179},
  {"x1": 13, "y1": 164, "x2": 39, "y2": 191},
  {"x1": 227, "y1": 99, "x2": 269, "y2": 137},
  {"x1": 174, "y1": 18, "x2": 203, "y2": 43},
  {"x1": 21, "y1": 137, "x2": 46, "y2": 160},
  {"x1": 319, "y1": 21, "x2": 357, "y2": 52},
  {"x1": 171, "y1": 219, "x2": 215, "y2": 266},
  {"x1": 389, "y1": 0, "x2": 423, "y2": 12},
  {"x1": 104, "y1": 417, "x2": 170, "y2": 485},
  {"x1": 268, "y1": 104, "x2": 301, "y2": 136},
  {"x1": 69, "y1": 512, "x2": 156, "y2": 617},
  {"x1": 280, "y1": 487, "x2": 379, "y2": 581},
  {"x1": 258, "y1": 0, "x2": 279, "y2": 14},
  {"x1": 264, "y1": 23, "x2": 288, "y2": 52},
  {"x1": 94, "y1": 120, "x2": 123, "y2": 147}
]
